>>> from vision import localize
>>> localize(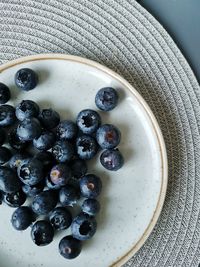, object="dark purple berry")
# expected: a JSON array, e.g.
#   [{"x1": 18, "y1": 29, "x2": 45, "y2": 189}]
[
  {"x1": 49, "y1": 207, "x2": 72, "y2": 231},
  {"x1": 15, "y1": 68, "x2": 38, "y2": 91},
  {"x1": 59, "y1": 185, "x2": 80, "y2": 207},
  {"x1": 15, "y1": 100, "x2": 40, "y2": 121},
  {"x1": 71, "y1": 213, "x2": 97, "y2": 241},
  {"x1": 0, "y1": 166, "x2": 21, "y2": 193},
  {"x1": 96, "y1": 124, "x2": 121, "y2": 149},
  {"x1": 79, "y1": 174, "x2": 102, "y2": 198},
  {"x1": 8, "y1": 128, "x2": 28, "y2": 151},
  {"x1": 76, "y1": 135, "x2": 98, "y2": 160},
  {"x1": 59, "y1": 235, "x2": 82, "y2": 259},
  {"x1": 17, "y1": 158, "x2": 44, "y2": 186},
  {"x1": 11, "y1": 206, "x2": 34, "y2": 230},
  {"x1": 0, "y1": 104, "x2": 16, "y2": 127},
  {"x1": 17, "y1": 118, "x2": 42, "y2": 141},
  {"x1": 0, "y1": 82, "x2": 11, "y2": 104},
  {"x1": 4, "y1": 189, "x2": 26, "y2": 207},
  {"x1": 33, "y1": 131, "x2": 56, "y2": 151},
  {"x1": 32, "y1": 190, "x2": 57, "y2": 215},
  {"x1": 38, "y1": 109, "x2": 60, "y2": 130},
  {"x1": 50, "y1": 164, "x2": 71, "y2": 187},
  {"x1": 31, "y1": 220, "x2": 54, "y2": 246},
  {"x1": 95, "y1": 87, "x2": 118, "y2": 111},
  {"x1": 52, "y1": 140, "x2": 74, "y2": 162},
  {"x1": 57, "y1": 120, "x2": 78, "y2": 140},
  {"x1": 77, "y1": 109, "x2": 101, "y2": 134},
  {"x1": 100, "y1": 148, "x2": 124, "y2": 171},
  {"x1": 81, "y1": 198, "x2": 100, "y2": 216}
]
